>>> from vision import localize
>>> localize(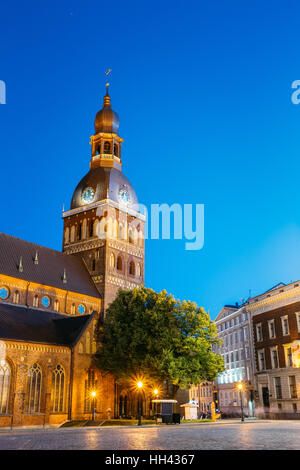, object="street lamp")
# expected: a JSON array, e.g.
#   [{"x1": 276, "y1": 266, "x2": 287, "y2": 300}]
[
  {"x1": 137, "y1": 381, "x2": 143, "y2": 426},
  {"x1": 91, "y1": 391, "x2": 96, "y2": 421},
  {"x1": 237, "y1": 383, "x2": 244, "y2": 422}
]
